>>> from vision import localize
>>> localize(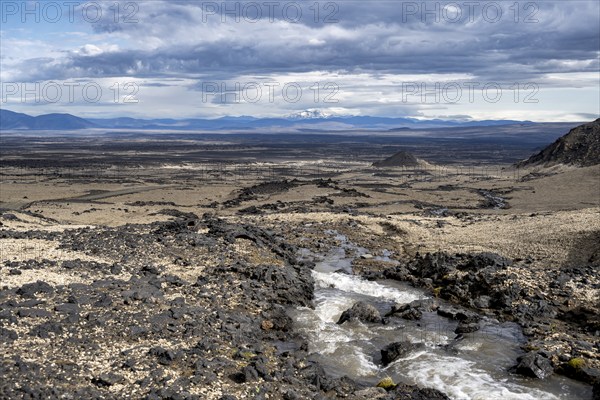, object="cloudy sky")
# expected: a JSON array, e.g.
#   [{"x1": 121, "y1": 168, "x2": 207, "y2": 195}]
[{"x1": 1, "y1": 0, "x2": 599, "y2": 121}]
